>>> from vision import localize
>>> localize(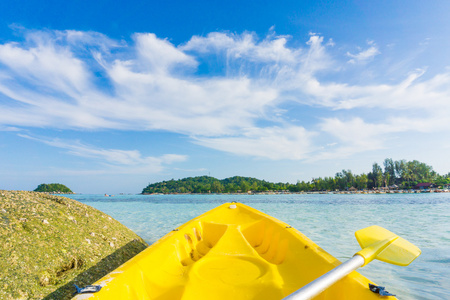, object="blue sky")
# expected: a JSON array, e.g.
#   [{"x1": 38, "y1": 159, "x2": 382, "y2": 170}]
[{"x1": 1, "y1": 1, "x2": 450, "y2": 193}]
